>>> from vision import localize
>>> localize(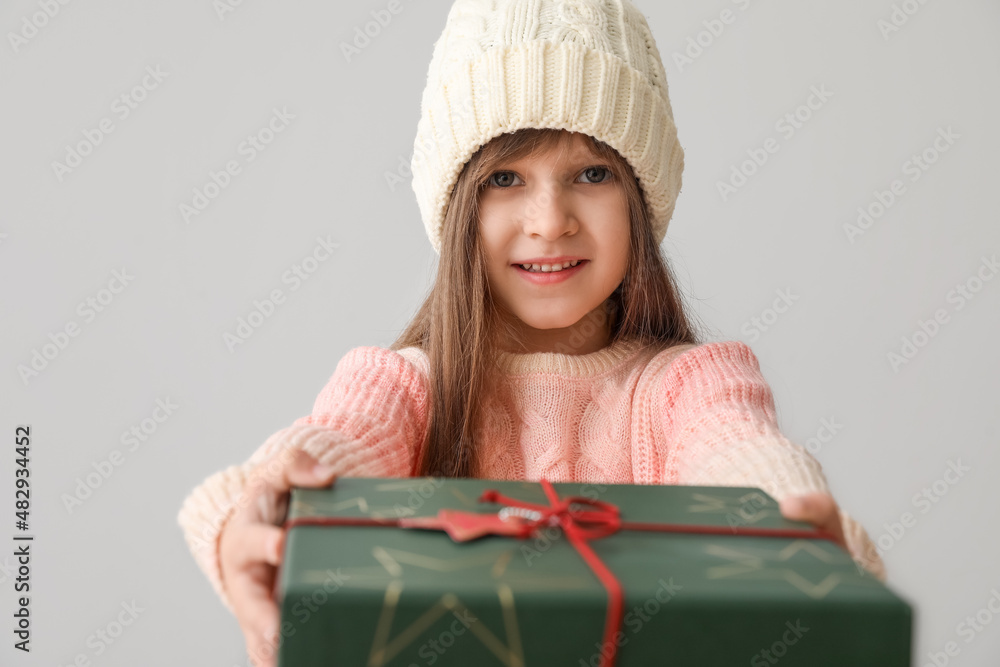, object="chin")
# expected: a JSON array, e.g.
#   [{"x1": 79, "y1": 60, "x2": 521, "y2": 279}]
[{"x1": 517, "y1": 311, "x2": 586, "y2": 332}]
